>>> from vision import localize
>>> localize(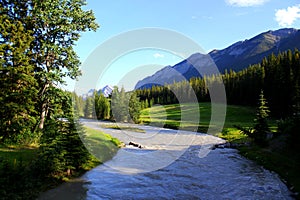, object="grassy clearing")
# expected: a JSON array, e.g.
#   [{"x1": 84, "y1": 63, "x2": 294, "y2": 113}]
[
  {"x1": 100, "y1": 124, "x2": 146, "y2": 133},
  {"x1": 82, "y1": 127, "x2": 122, "y2": 163},
  {"x1": 141, "y1": 103, "x2": 263, "y2": 138},
  {"x1": 140, "y1": 102, "x2": 277, "y2": 143}
]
